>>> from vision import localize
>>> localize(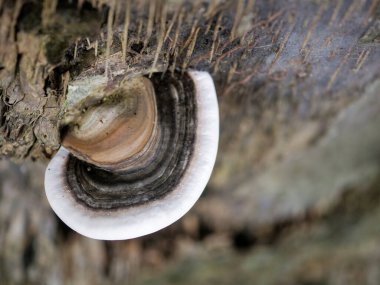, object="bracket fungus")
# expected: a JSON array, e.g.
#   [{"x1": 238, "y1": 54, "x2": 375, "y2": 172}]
[{"x1": 44, "y1": 71, "x2": 219, "y2": 240}]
